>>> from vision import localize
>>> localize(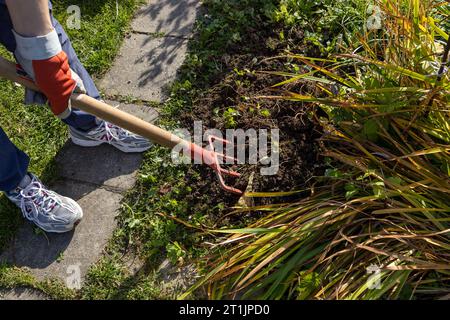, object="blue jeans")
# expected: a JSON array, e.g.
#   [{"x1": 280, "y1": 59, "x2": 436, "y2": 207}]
[{"x1": 0, "y1": 4, "x2": 100, "y2": 192}]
